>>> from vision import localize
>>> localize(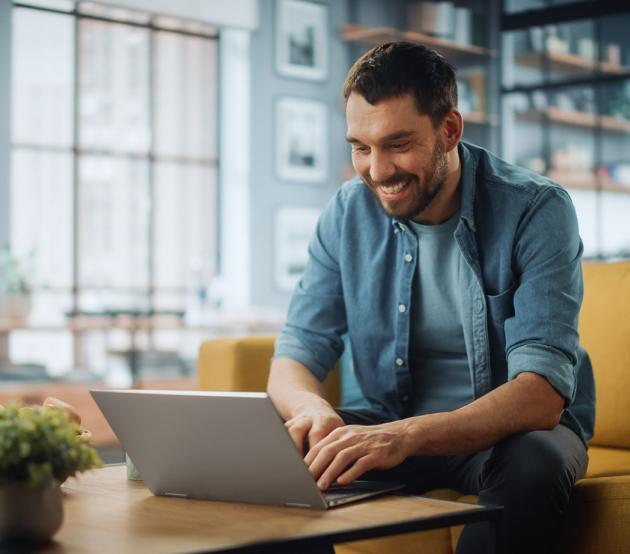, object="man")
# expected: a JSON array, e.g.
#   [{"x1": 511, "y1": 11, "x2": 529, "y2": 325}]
[{"x1": 268, "y1": 42, "x2": 594, "y2": 554}]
